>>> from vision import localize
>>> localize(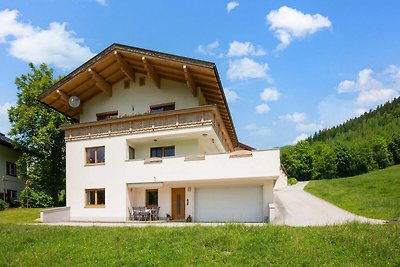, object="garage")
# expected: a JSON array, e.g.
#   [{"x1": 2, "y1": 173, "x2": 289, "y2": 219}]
[{"x1": 194, "y1": 185, "x2": 264, "y2": 222}]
